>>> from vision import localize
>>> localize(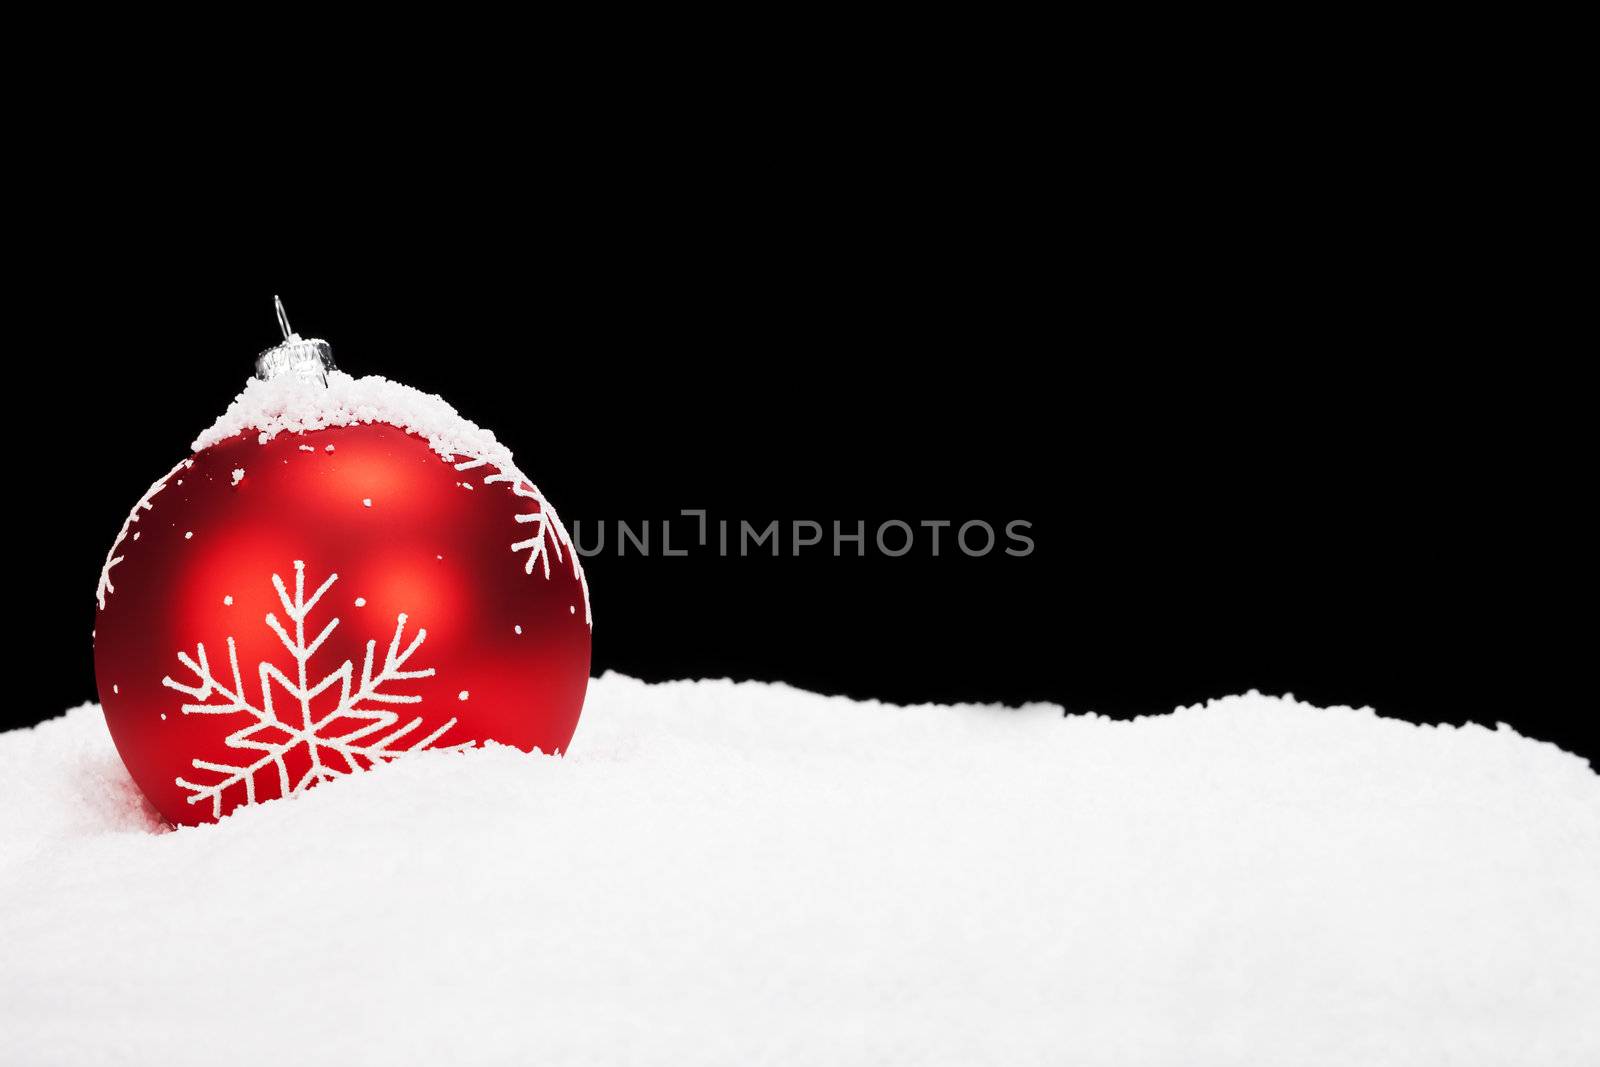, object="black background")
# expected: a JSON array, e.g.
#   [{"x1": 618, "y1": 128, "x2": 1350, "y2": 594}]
[{"x1": 11, "y1": 152, "x2": 1590, "y2": 769}]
